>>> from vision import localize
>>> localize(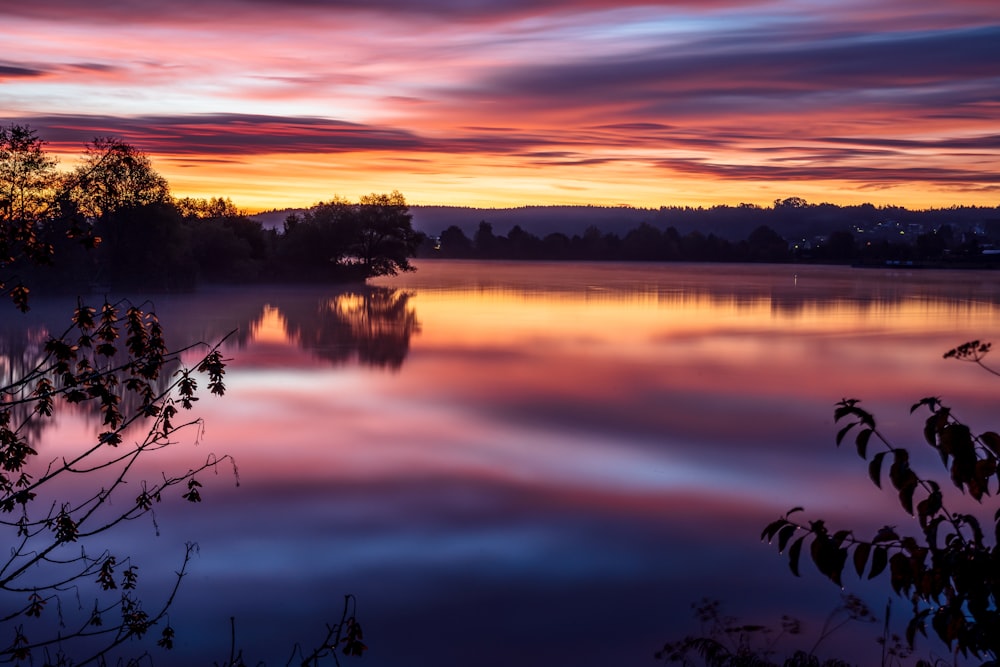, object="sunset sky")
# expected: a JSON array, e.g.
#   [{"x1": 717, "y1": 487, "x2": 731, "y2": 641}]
[{"x1": 3, "y1": 0, "x2": 999, "y2": 211}]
